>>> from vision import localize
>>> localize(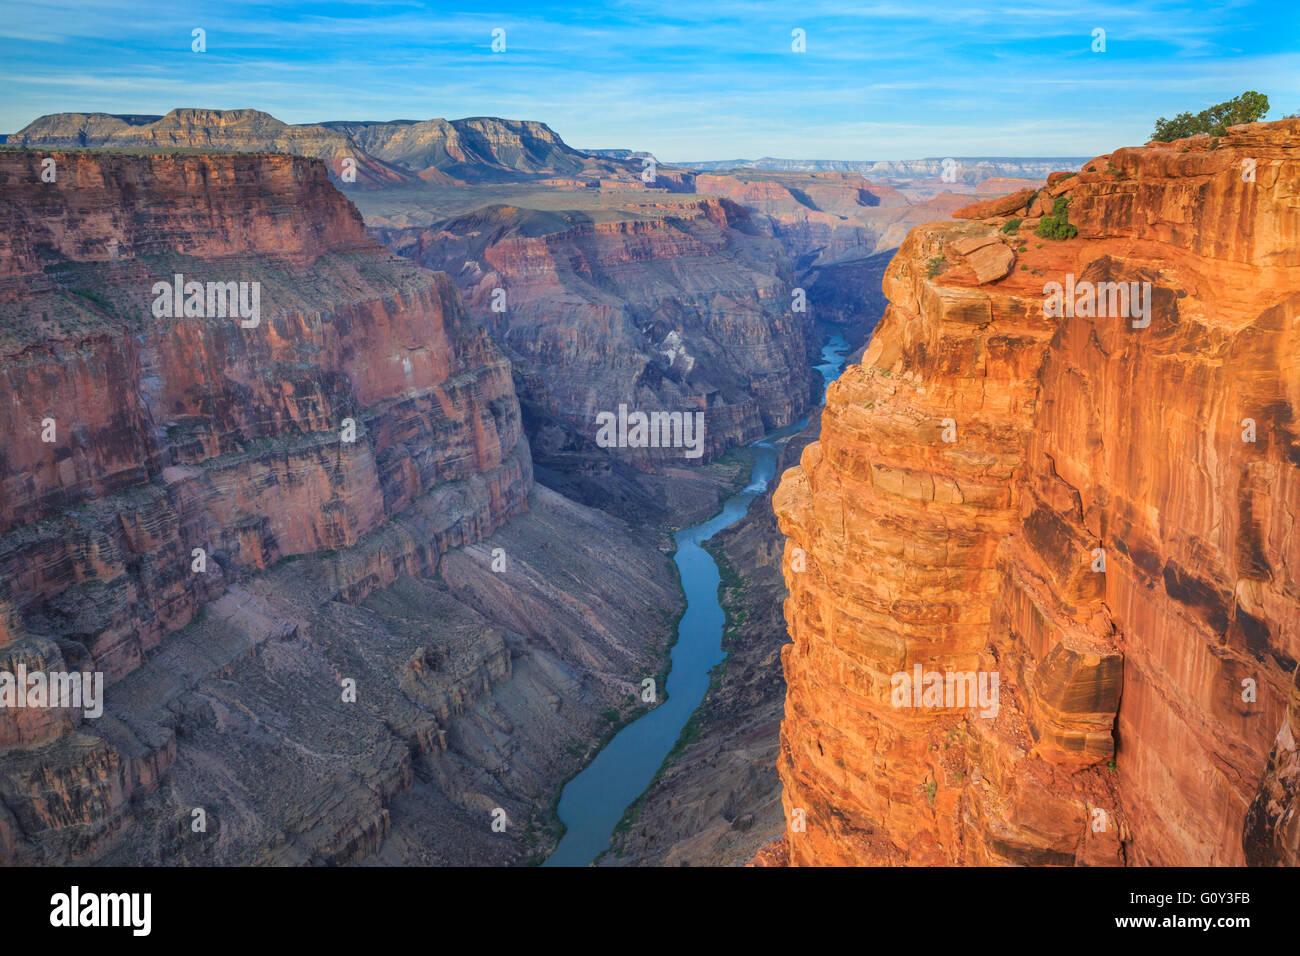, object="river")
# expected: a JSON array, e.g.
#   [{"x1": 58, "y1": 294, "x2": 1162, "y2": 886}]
[{"x1": 542, "y1": 333, "x2": 850, "y2": 866}]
